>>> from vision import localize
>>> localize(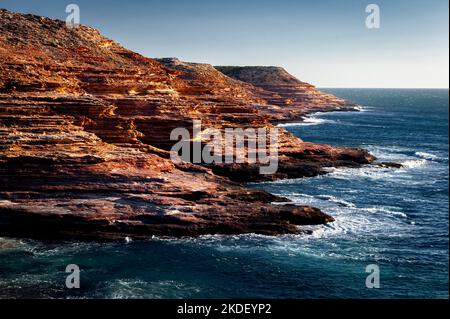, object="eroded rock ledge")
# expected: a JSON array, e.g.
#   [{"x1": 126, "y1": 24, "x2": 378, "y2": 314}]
[{"x1": 0, "y1": 9, "x2": 374, "y2": 240}]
